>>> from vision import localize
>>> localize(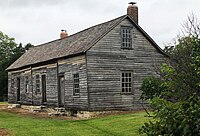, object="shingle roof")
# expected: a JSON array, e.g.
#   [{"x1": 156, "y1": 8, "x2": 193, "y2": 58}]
[
  {"x1": 7, "y1": 15, "x2": 166, "y2": 71},
  {"x1": 7, "y1": 15, "x2": 126, "y2": 71}
]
